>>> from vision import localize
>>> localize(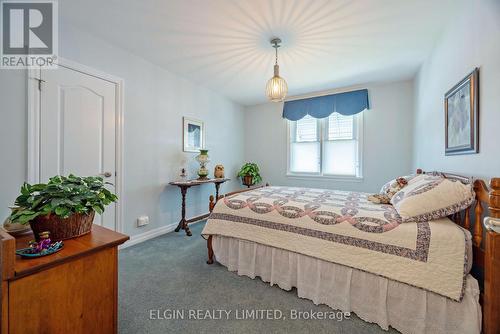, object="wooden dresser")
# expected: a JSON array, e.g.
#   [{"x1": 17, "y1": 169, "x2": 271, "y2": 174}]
[{"x1": 0, "y1": 225, "x2": 129, "y2": 334}]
